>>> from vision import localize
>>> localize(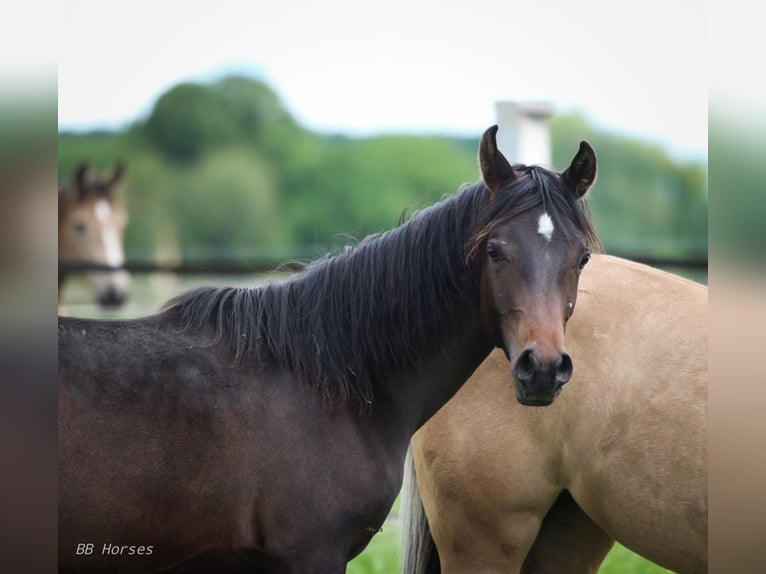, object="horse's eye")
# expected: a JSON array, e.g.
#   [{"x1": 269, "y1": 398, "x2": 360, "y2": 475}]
[
  {"x1": 73, "y1": 221, "x2": 87, "y2": 235},
  {"x1": 578, "y1": 251, "x2": 591, "y2": 269},
  {"x1": 486, "y1": 242, "x2": 502, "y2": 262}
]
